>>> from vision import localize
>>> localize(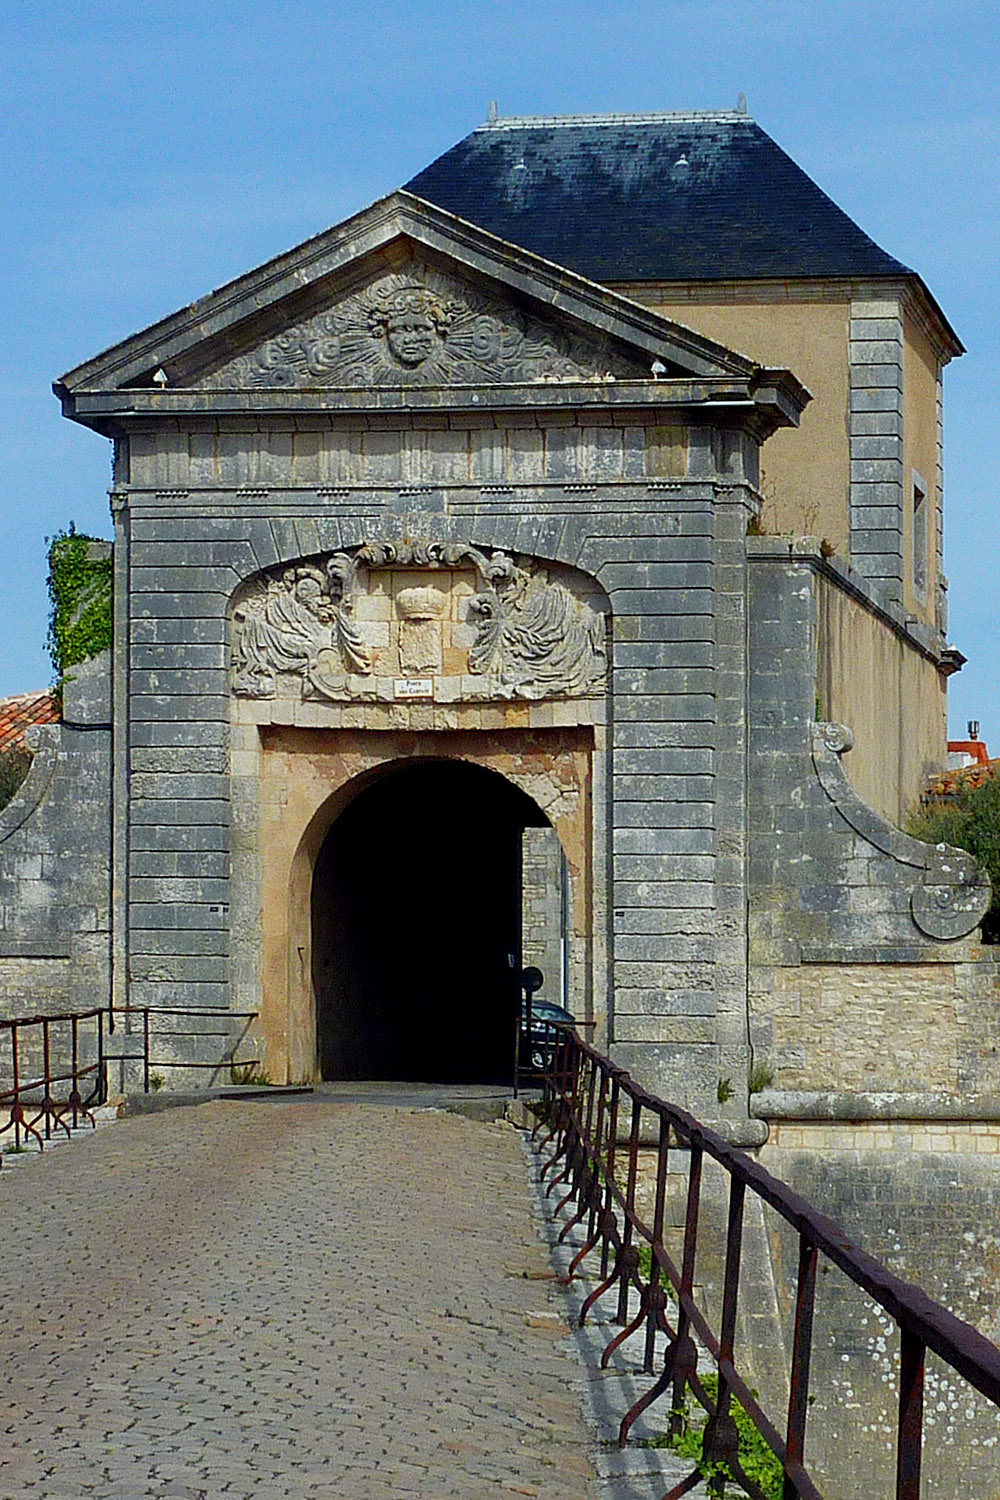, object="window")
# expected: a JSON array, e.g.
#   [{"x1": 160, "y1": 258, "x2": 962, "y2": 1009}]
[{"x1": 912, "y1": 470, "x2": 928, "y2": 602}]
